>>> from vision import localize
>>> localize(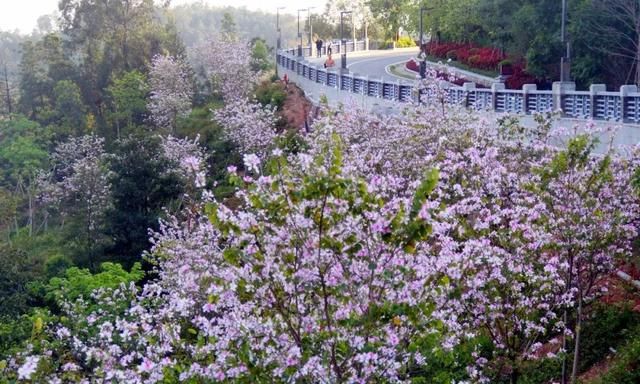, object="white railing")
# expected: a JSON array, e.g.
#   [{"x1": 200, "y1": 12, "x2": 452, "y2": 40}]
[{"x1": 277, "y1": 44, "x2": 640, "y2": 123}]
